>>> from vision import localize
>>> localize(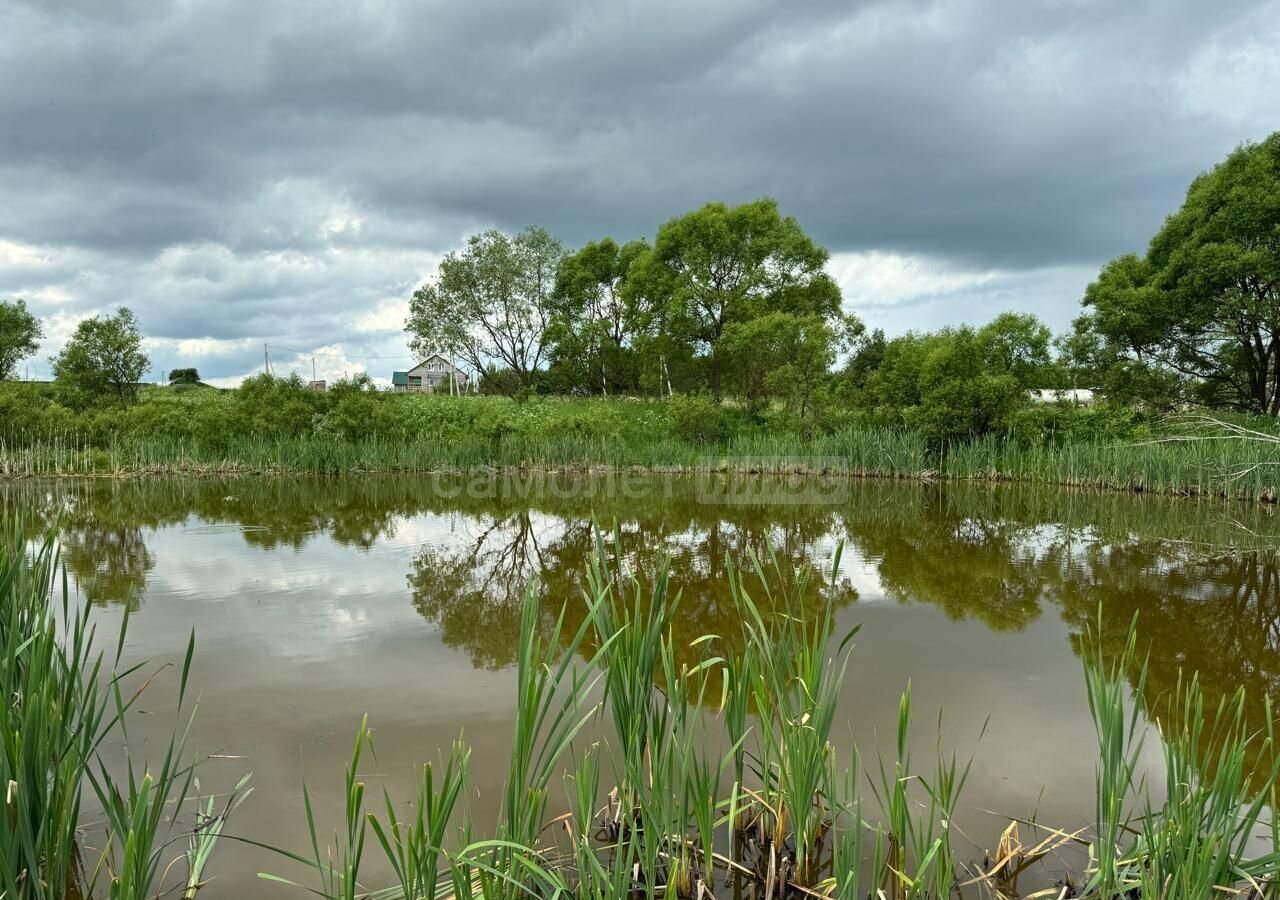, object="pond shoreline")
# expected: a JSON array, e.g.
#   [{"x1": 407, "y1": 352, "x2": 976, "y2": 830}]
[{"x1": 6, "y1": 458, "x2": 1279, "y2": 505}]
